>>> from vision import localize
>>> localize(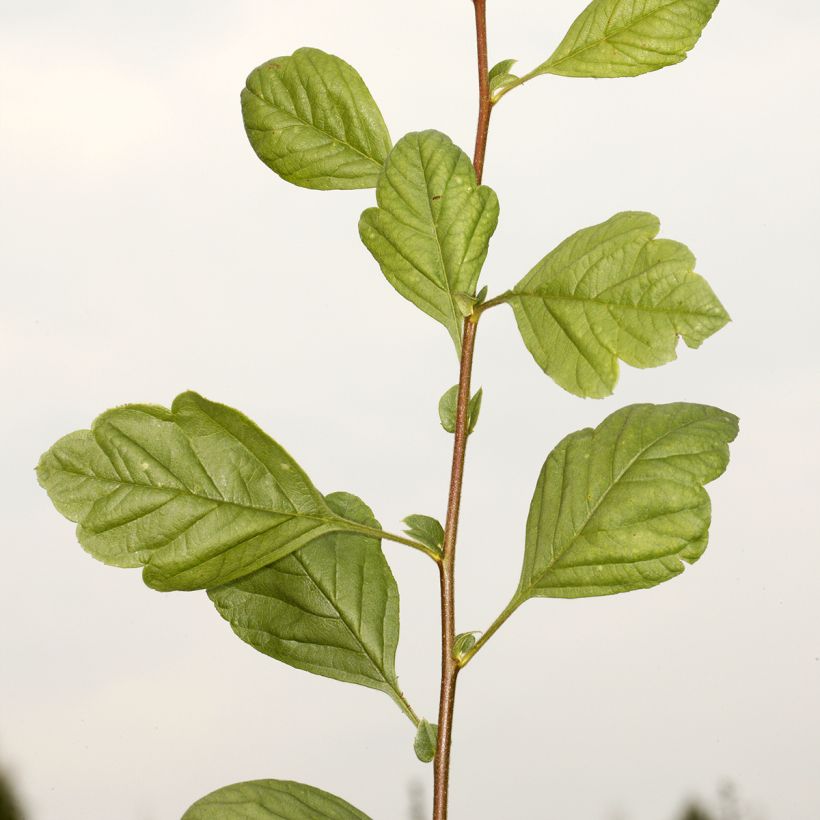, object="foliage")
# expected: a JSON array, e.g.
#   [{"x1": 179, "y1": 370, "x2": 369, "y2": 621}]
[{"x1": 37, "y1": 1, "x2": 733, "y2": 817}]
